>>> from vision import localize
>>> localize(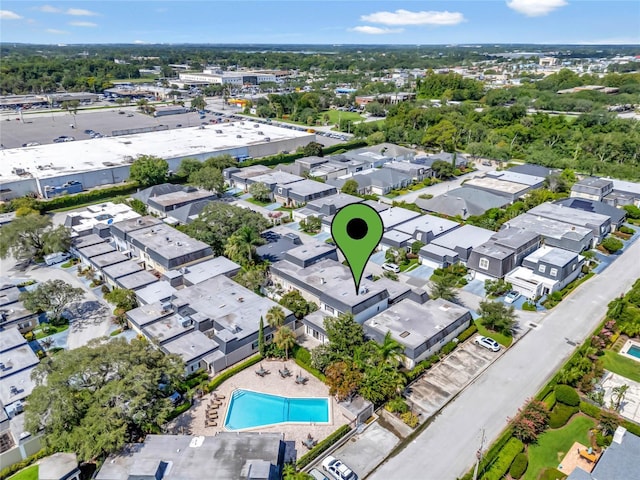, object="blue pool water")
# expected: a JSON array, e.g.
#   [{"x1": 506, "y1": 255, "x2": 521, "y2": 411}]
[
  {"x1": 627, "y1": 345, "x2": 640, "y2": 360},
  {"x1": 224, "y1": 389, "x2": 329, "y2": 430}
]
